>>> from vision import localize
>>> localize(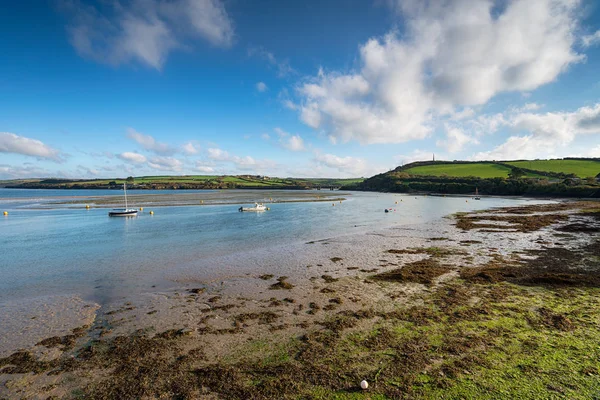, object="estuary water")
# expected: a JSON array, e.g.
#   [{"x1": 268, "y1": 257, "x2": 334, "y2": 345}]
[{"x1": 0, "y1": 189, "x2": 548, "y2": 304}]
